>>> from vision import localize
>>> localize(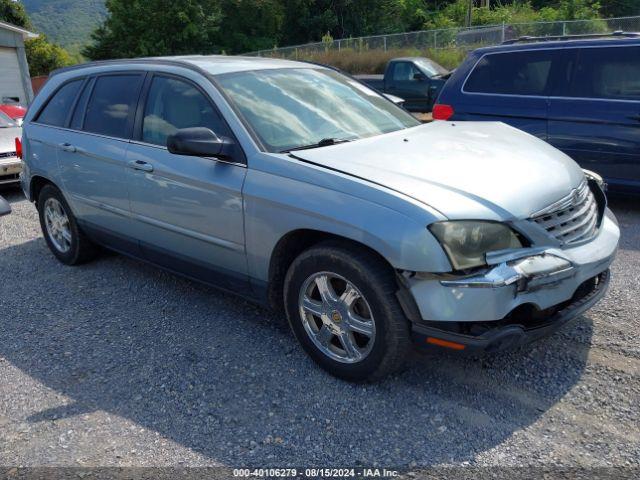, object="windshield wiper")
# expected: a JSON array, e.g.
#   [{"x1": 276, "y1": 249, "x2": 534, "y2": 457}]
[{"x1": 281, "y1": 137, "x2": 352, "y2": 153}]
